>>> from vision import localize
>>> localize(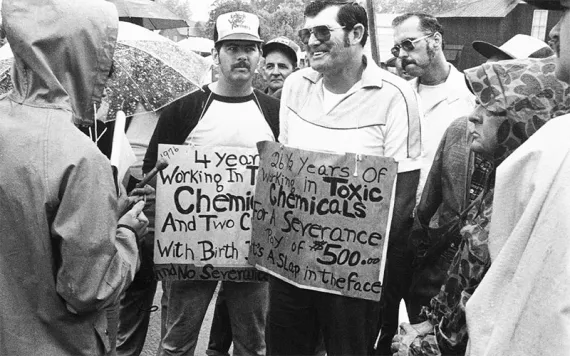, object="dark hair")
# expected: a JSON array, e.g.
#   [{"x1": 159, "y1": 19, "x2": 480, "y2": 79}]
[
  {"x1": 392, "y1": 12, "x2": 444, "y2": 37},
  {"x1": 304, "y1": 1, "x2": 368, "y2": 46},
  {"x1": 392, "y1": 13, "x2": 445, "y2": 49}
]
